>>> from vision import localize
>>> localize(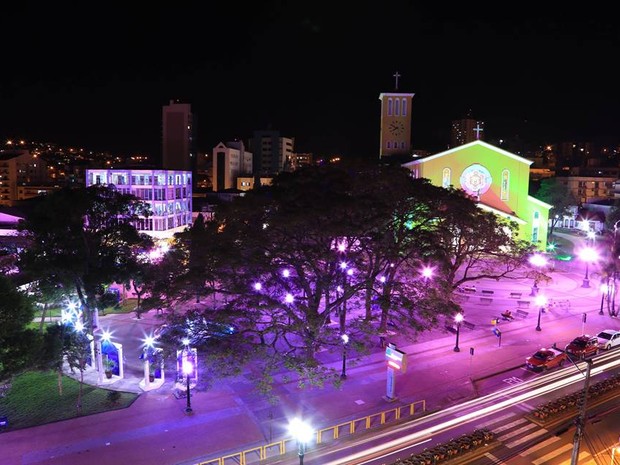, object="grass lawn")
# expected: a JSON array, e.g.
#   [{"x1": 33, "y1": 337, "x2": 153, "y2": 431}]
[{"x1": 0, "y1": 371, "x2": 139, "y2": 432}]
